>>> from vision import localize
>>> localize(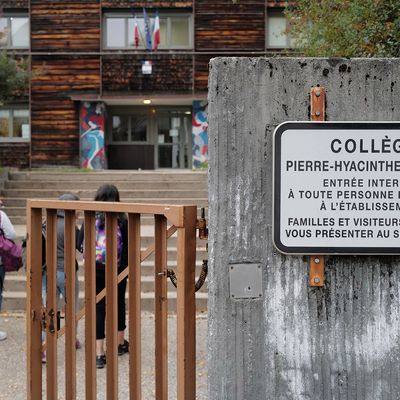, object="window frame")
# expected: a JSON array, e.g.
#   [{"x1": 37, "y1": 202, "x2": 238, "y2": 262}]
[
  {"x1": 103, "y1": 11, "x2": 193, "y2": 50},
  {"x1": 266, "y1": 8, "x2": 292, "y2": 49},
  {"x1": 0, "y1": 106, "x2": 30, "y2": 142},
  {"x1": 0, "y1": 12, "x2": 30, "y2": 49},
  {"x1": 108, "y1": 108, "x2": 150, "y2": 145}
]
